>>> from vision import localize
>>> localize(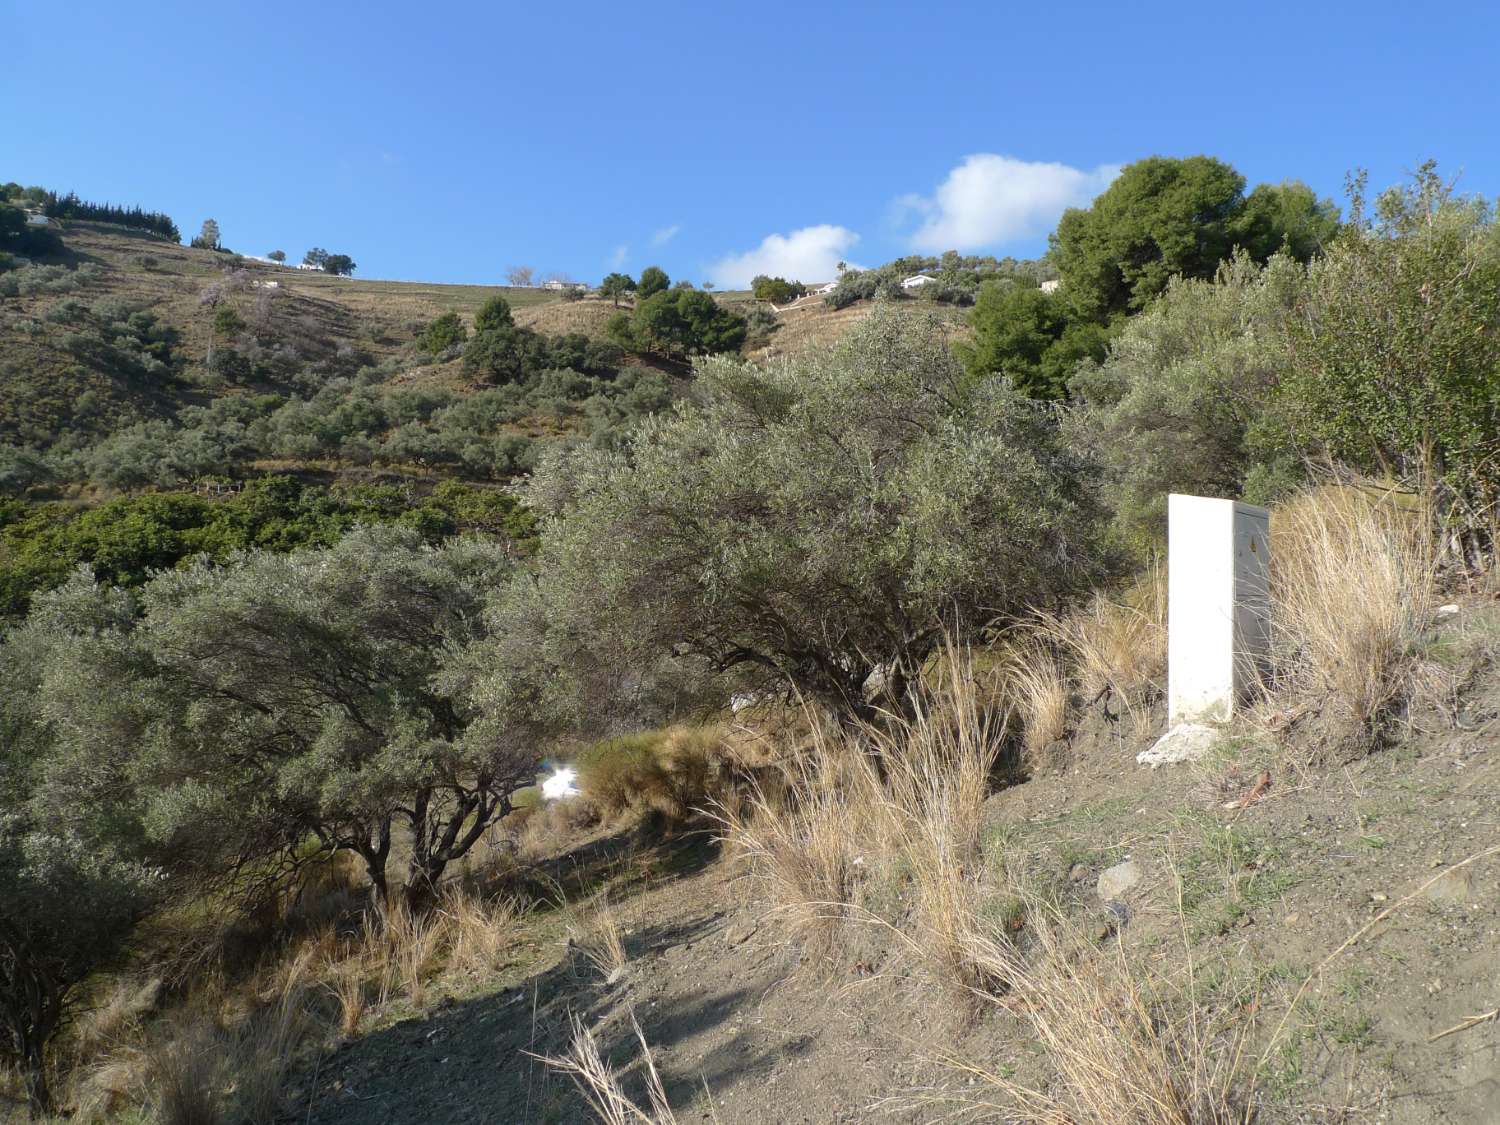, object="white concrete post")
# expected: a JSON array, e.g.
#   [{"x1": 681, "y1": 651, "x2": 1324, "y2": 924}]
[{"x1": 1166, "y1": 494, "x2": 1271, "y2": 724}]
